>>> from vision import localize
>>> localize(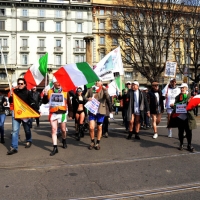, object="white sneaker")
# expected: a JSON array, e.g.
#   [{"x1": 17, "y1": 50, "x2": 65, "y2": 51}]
[
  {"x1": 153, "y1": 133, "x2": 158, "y2": 139},
  {"x1": 168, "y1": 129, "x2": 172, "y2": 138}
]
